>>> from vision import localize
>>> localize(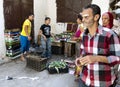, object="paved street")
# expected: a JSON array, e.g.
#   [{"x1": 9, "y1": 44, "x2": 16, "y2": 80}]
[
  {"x1": 0, "y1": 56, "x2": 78, "y2": 87},
  {"x1": 0, "y1": 55, "x2": 119, "y2": 87}
]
